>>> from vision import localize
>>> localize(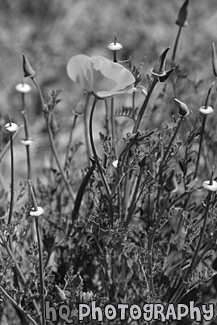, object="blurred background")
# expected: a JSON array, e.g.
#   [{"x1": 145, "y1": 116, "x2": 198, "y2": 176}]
[{"x1": 0, "y1": 0, "x2": 217, "y2": 190}]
